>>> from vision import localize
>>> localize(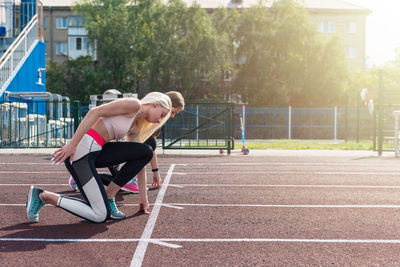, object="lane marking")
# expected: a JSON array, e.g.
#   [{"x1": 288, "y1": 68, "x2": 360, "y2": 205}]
[
  {"x1": 156, "y1": 238, "x2": 400, "y2": 244},
  {"x1": 166, "y1": 203, "x2": 400, "y2": 208},
  {"x1": 0, "y1": 184, "x2": 71, "y2": 186},
  {"x1": 3, "y1": 203, "x2": 400, "y2": 209},
  {"x1": 0, "y1": 162, "x2": 173, "y2": 165},
  {"x1": 4, "y1": 237, "x2": 400, "y2": 244},
  {"x1": 162, "y1": 204, "x2": 184, "y2": 210},
  {"x1": 174, "y1": 171, "x2": 400, "y2": 175},
  {"x1": 1, "y1": 171, "x2": 399, "y2": 175},
  {"x1": 165, "y1": 184, "x2": 400, "y2": 189},
  {"x1": 130, "y1": 164, "x2": 176, "y2": 267},
  {"x1": 0, "y1": 171, "x2": 68, "y2": 174},
  {"x1": 0, "y1": 183, "x2": 167, "y2": 187},
  {"x1": 0, "y1": 162, "x2": 398, "y2": 168},
  {"x1": 178, "y1": 162, "x2": 400, "y2": 166}
]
